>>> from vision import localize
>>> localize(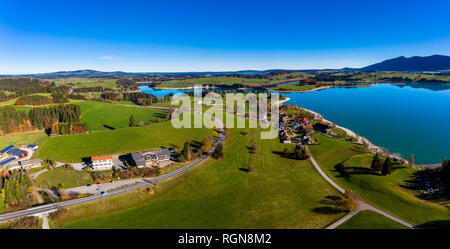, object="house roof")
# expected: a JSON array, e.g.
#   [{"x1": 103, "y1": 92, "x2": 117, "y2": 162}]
[
  {"x1": 0, "y1": 157, "x2": 16, "y2": 166},
  {"x1": 0, "y1": 145, "x2": 15, "y2": 154},
  {"x1": 20, "y1": 159, "x2": 41, "y2": 166},
  {"x1": 91, "y1": 155, "x2": 113, "y2": 161},
  {"x1": 156, "y1": 149, "x2": 171, "y2": 157},
  {"x1": 27, "y1": 144, "x2": 37, "y2": 148},
  {"x1": 8, "y1": 148, "x2": 27, "y2": 156}
]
